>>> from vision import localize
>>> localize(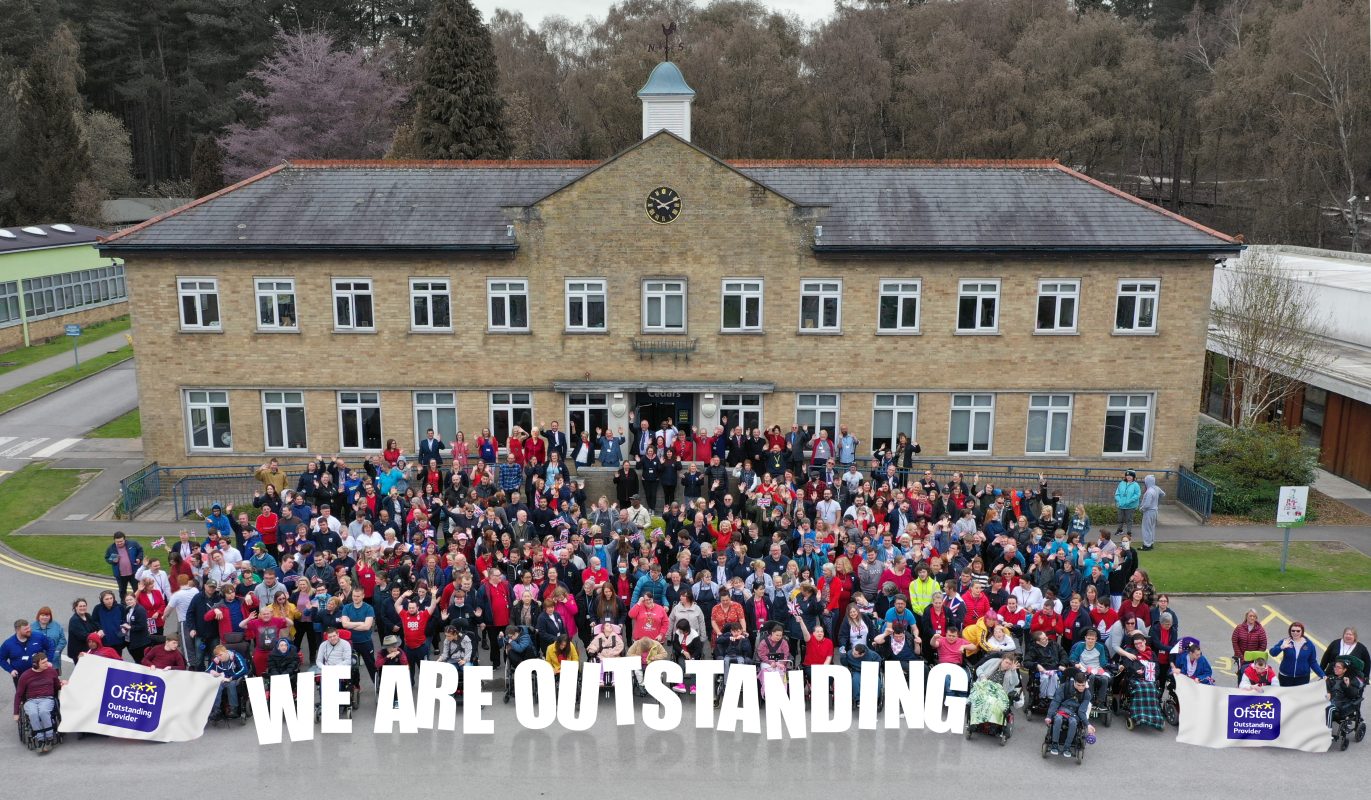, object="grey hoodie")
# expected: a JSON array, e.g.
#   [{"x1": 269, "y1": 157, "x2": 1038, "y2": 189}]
[{"x1": 1140, "y1": 475, "x2": 1165, "y2": 511}]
